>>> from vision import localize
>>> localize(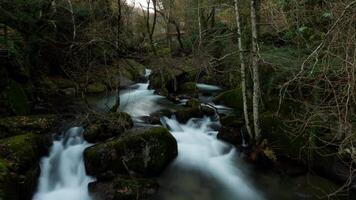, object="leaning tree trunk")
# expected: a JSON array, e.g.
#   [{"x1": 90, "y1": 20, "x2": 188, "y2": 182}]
[
  {"x1": 234, "y1": 0, "x2": 253, "y2": 140},
  {"x1": 250, "y1": 0, "x2": 261, "y2": 141}
]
